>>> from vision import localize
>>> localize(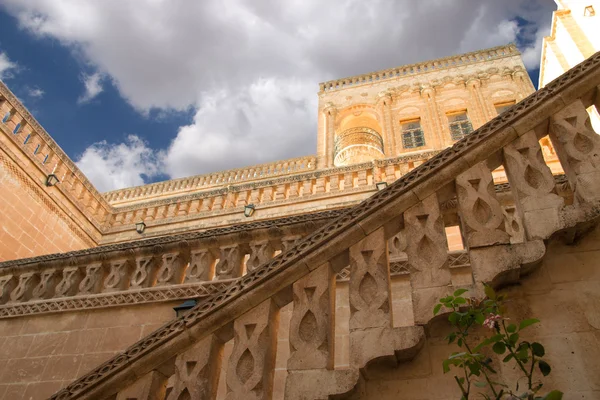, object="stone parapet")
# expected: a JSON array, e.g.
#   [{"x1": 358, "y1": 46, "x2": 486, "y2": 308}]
[
  {"x1": 319, "y1": 44, "x2": 520, "y2": 93},
  {"x1": 47, "y1": 50, "x2": 600, "y2": 400}
]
